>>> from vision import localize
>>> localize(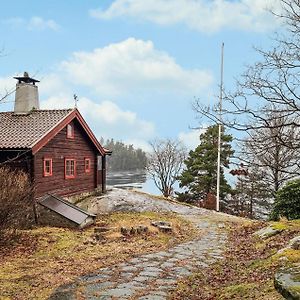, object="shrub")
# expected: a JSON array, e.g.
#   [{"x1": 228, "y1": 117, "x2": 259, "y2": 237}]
[
  {"x1": 0, "y1": 167, "x2": 34, "y2": 231},
  {"x1": 270, "y1": 179, "x2": 300, "y2": 220}
]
